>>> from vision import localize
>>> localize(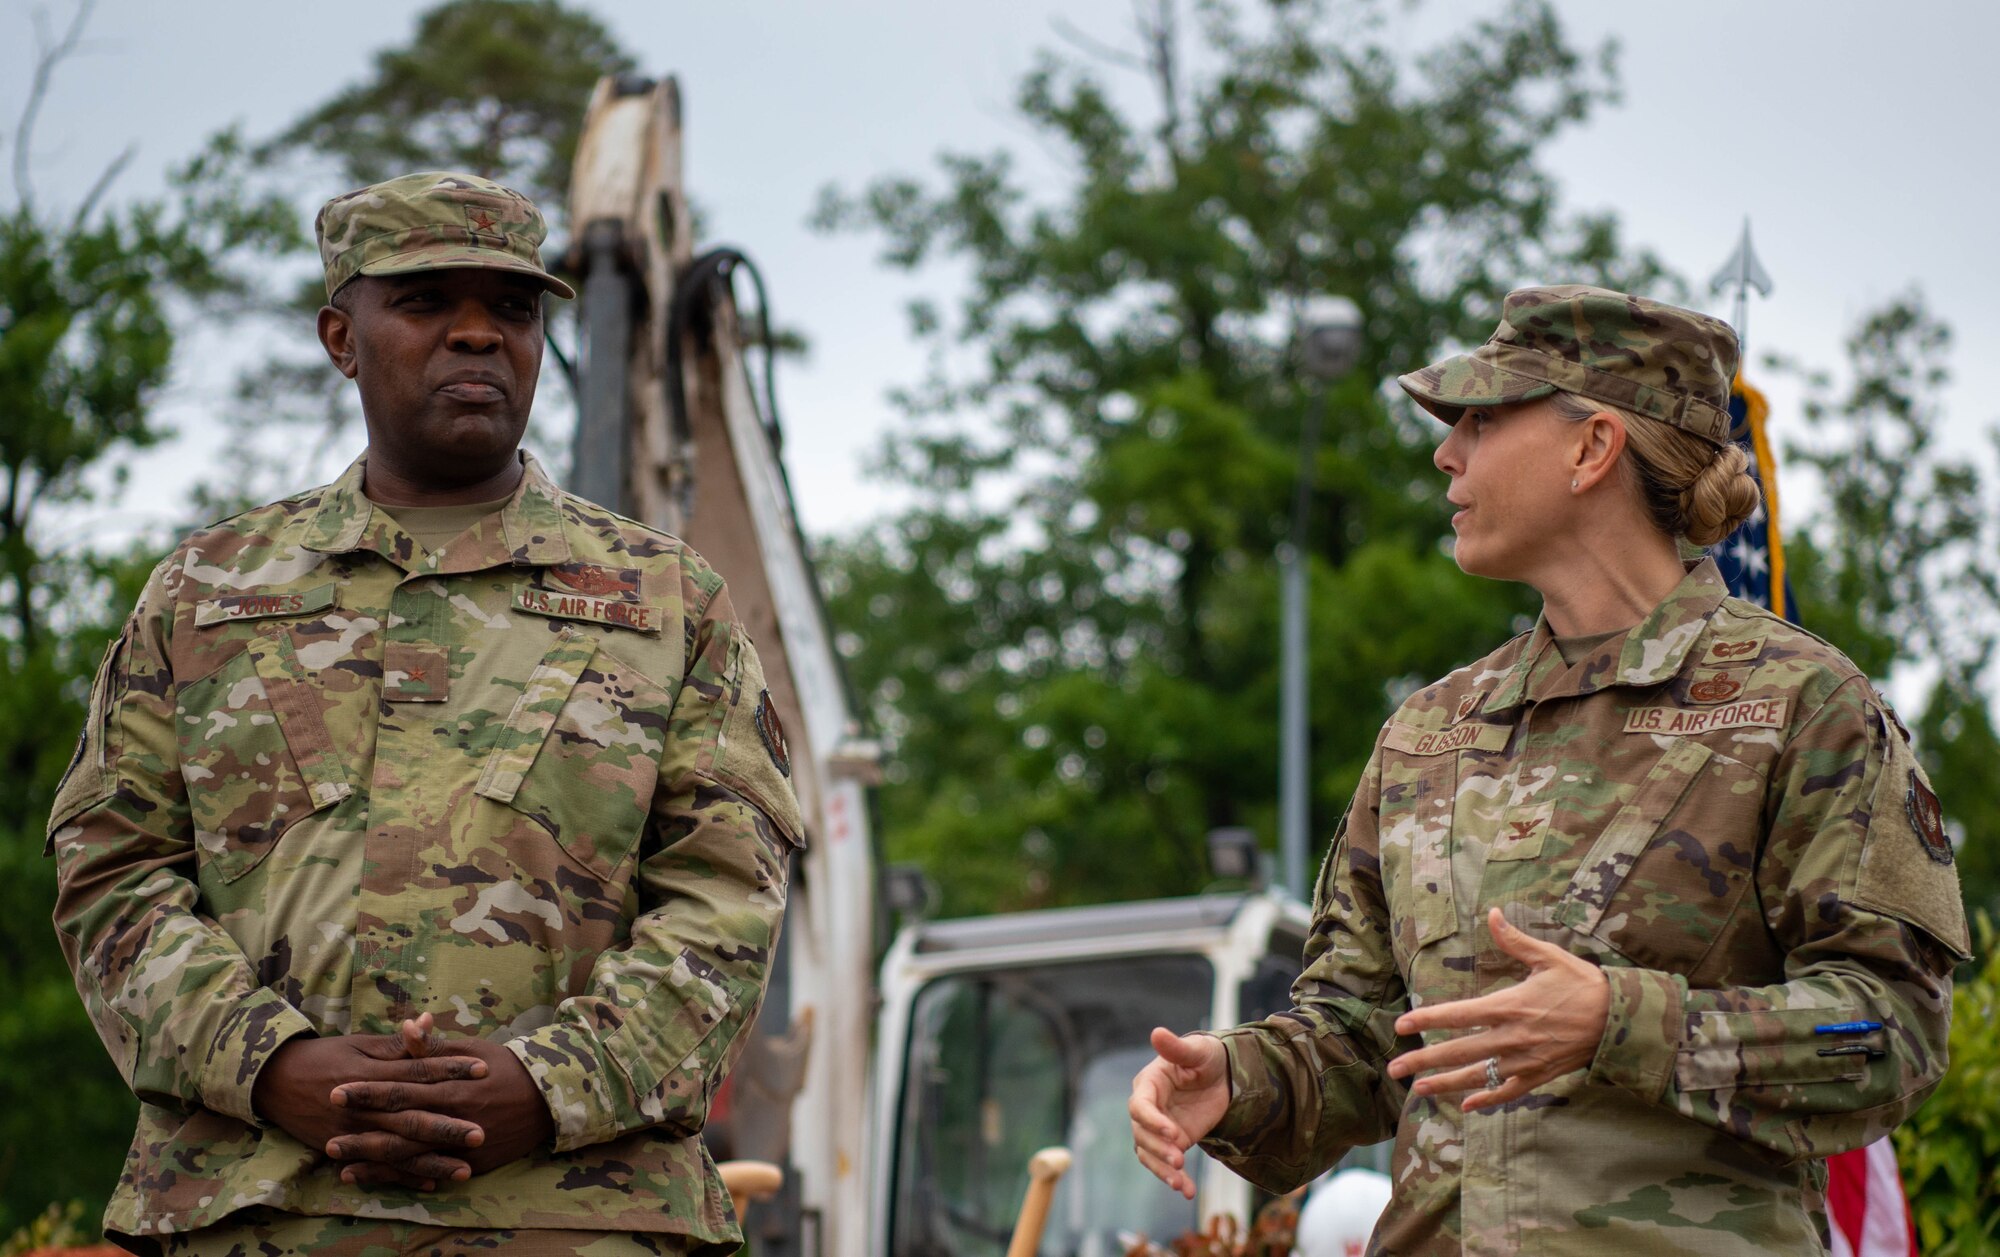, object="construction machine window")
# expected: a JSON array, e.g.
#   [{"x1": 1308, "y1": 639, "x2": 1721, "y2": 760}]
[
  {"x1": 889, "y1": 955, "x2": 1213, "y2": 1257},
  {"x1": 1239, "y1": 949, "x2": 1303, "y2": 1024}
]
